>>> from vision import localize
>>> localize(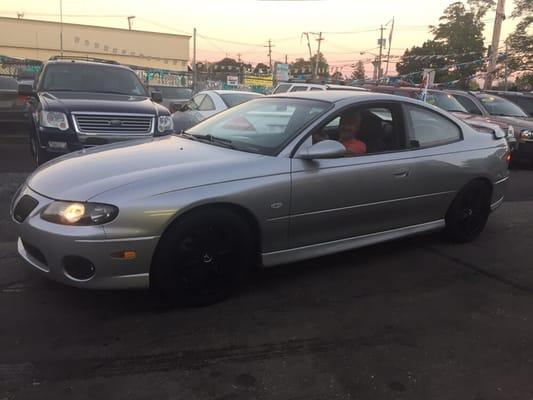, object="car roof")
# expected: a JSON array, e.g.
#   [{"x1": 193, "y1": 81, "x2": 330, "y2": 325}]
[
  {"x1": 485, "y1": 90, "x2": 533, "y2": 98},
  {"x1": 209, "y1": 90, "x2": 263, "y2": 96},
  {"x1": 269, "y1": 90, "x2": 400, "y2": 103},
  {"x1": 45, "y1": 59, "x2": 132, "y2": 70}
]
